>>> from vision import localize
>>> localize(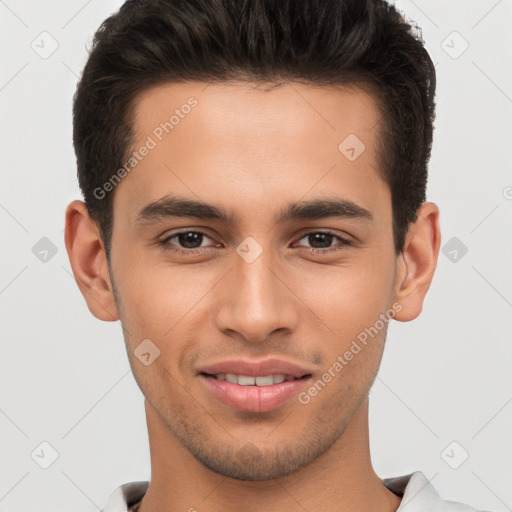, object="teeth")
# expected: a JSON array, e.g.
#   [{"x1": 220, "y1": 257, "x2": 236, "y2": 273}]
[
  {"x1": 214, "y1": 374, "x2": 290, "y2": 386},
  {"x1": 237, "y1": 375, "x2": 256, "y2": 385}
]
